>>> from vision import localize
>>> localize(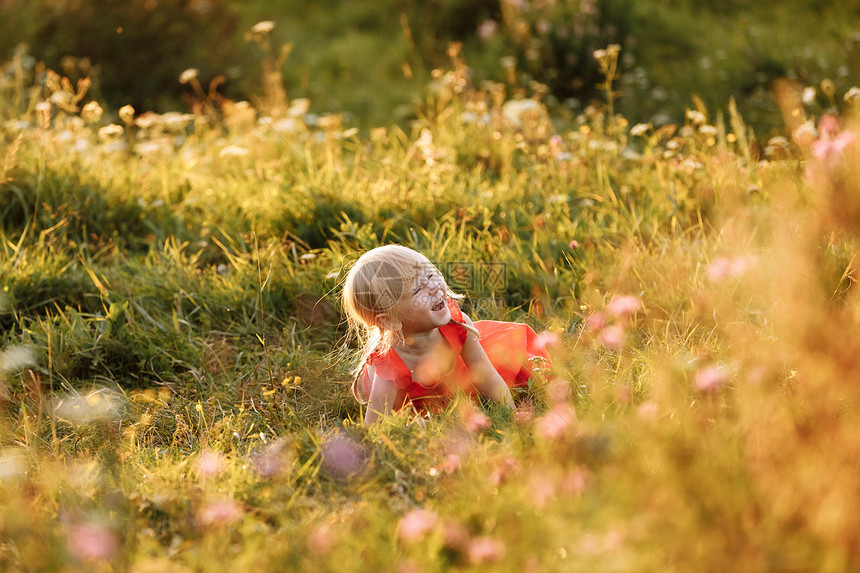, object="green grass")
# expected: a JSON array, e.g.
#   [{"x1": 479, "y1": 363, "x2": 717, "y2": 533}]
[{"x1": 1, "y1": 41, "x2": 860, "y2": 572}]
